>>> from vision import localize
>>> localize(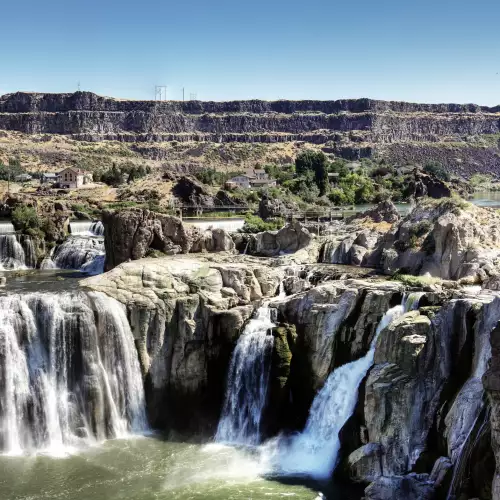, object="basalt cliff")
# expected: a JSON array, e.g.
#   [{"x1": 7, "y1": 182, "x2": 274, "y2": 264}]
[{"x1": 1, "y1": 91, "x2": 499, "y2": 175}]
